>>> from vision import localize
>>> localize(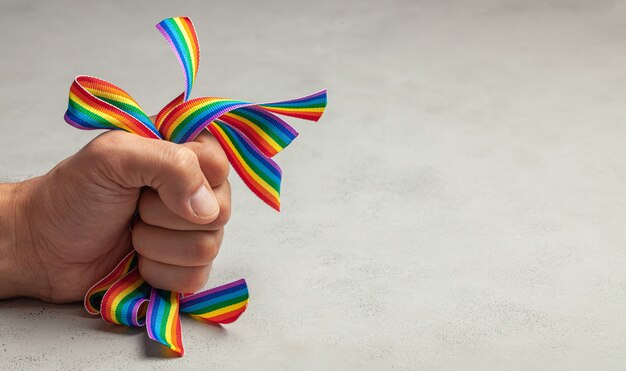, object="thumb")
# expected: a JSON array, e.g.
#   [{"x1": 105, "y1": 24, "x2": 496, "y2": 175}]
[{"x1": 82, "y1": 131, "x2": 220, "y2": 224}]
